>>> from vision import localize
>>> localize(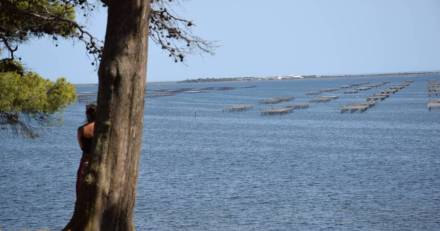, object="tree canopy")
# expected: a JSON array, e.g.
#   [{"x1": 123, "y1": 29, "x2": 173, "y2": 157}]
[
  {"x1": 0, "y1": 0, "x2": 212, "y2": 136},
  {"x1": 1, "y1": 0, "x2": 212, "y2": 63},
  {"x1": 0, "y1": 0, "x2": 80, "y2": 136},
  {"x1": 0, "y1": 70, "x2": 75, "y2": 114},
  {"x1": 0, "y1": 0, "x2": 76, "y2": 58},
  {"x1": 0, "y1": 60, "x2": 76, "y2": 137}
]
